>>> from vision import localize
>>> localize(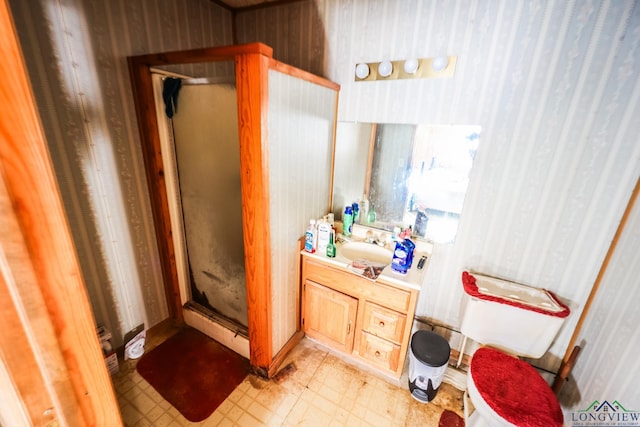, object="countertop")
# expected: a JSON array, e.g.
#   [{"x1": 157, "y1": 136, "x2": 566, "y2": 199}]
[{"x1": 300, "y1": 241, "x2": 428, "y2": 291}]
